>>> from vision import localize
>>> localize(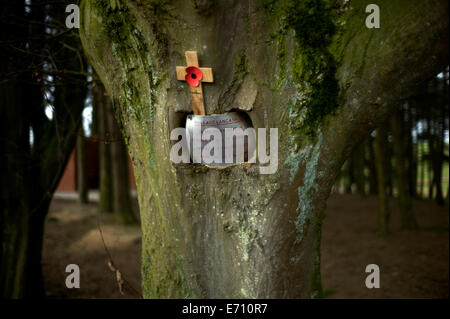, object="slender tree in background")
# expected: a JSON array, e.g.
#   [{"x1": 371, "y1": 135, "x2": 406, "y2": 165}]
[
  {"x1": 344, "y1": 159, "x2": 354, "y2": 194},
  {"x1": 414, "y1": 71, "x2": 449, "y2": 204},
  {"x1": 444, "y1": 70, "x2": 450, "y2": 202},
  {"x1": 95, "y1": 78, "x2": 136, "y2": 222},
  {"x1": 352, "y1": 142, "x2": 366, "y2": 197},
  {"x1": 80, "y1": 0, "x2": 448, "y2": 298},
  {"x1": 107, "y1": 94, "x2": 137, "y2": 224},
  {"x1": 368, "y1": 135, "x2": 378, "y2": 195},
  {"x1": 418, "y1": 139, "x2": 425, "y2": 198},
  {"x1": 77, "y1": 129, "x2": 89, "y2": 203},
  {"x1": 95, "y1": 80, "x2": 114, "y2": 212},
  {"x1": 374, "y1": 124, "x2": 390, "y2": 235},
  {"x1": 336, "y1": 67, "x2": 449, "y2": 216},
  {"x1": 0, "y1": 0, "x2": 87, "y2": 298},
  {"x1": 406, "y1": 106, "x2": 417, "y2": 198},
  {"x1": 432, "y1": 75, "x2": 448, "y2": 205},
  {"x1": 391, "y1": 109, "x2": 418, "y2": 229},
  {"x1": 425, "y1": 112, "x2": 434, "y2": 200}
]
